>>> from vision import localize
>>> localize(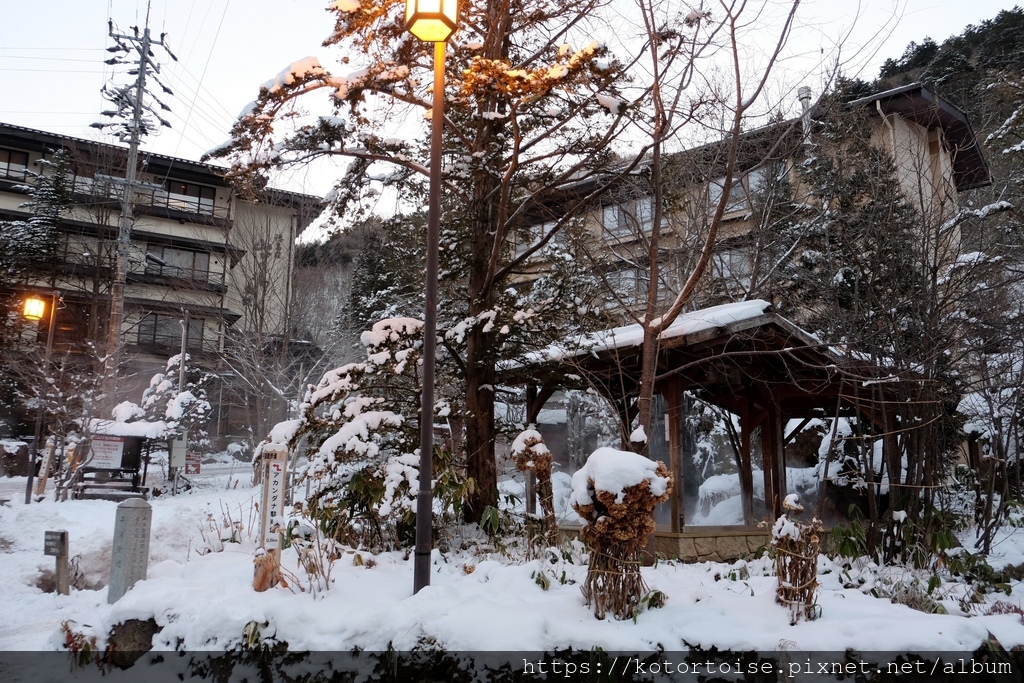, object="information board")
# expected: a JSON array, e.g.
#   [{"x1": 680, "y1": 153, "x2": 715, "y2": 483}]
[
  {"x1": 90, "y1": 436, "x2": 125, "y2": 469},
  {"x1": 184, "y1": 451, "x2": 202, "y2": 475}
]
